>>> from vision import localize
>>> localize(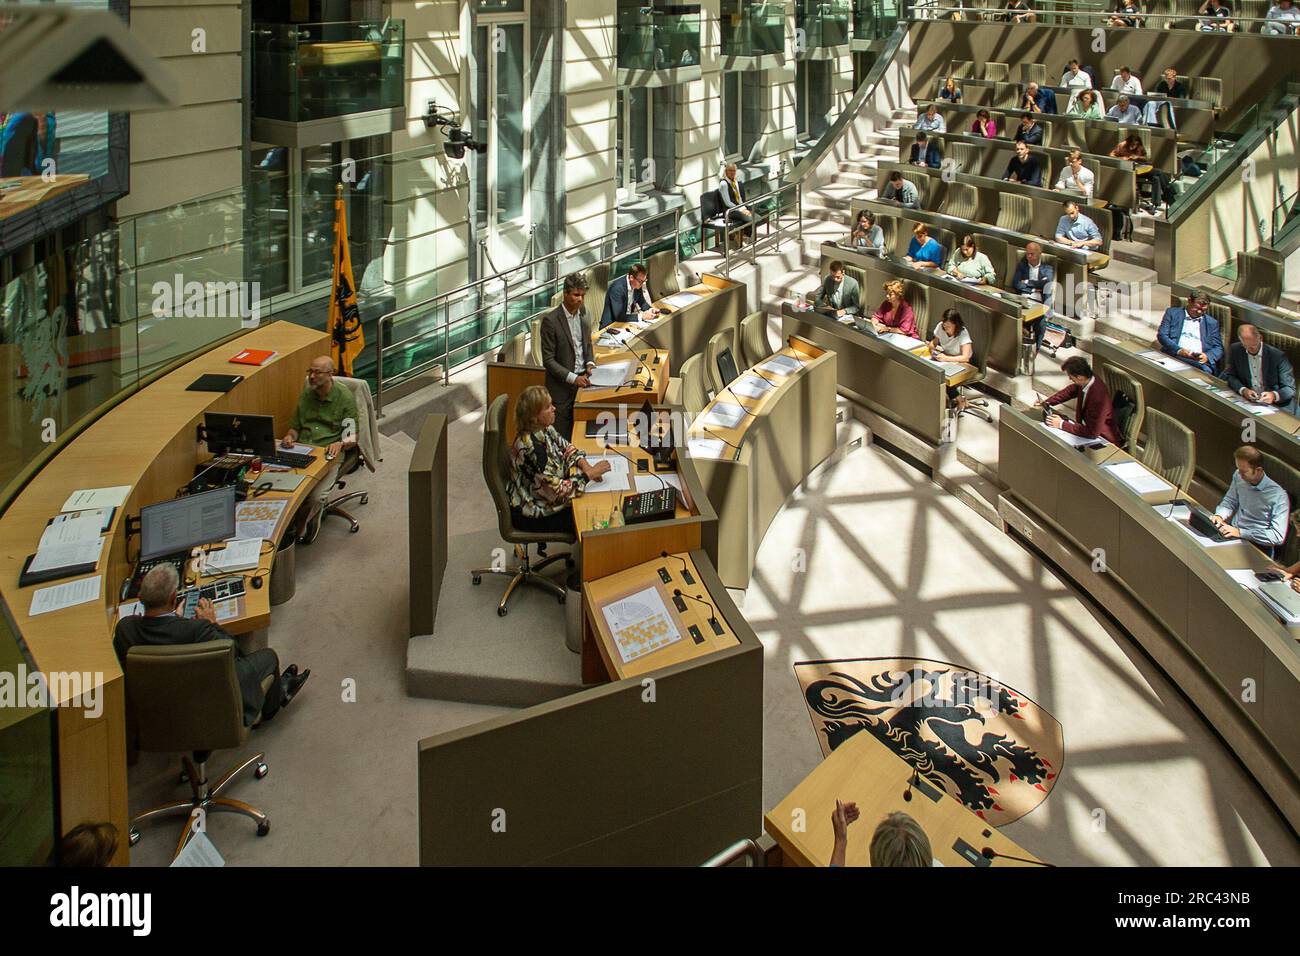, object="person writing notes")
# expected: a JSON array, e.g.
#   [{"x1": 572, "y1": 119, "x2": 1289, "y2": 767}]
[
  {"x1": 1055, "y1": 199, "x2": 1103, "y2": 250},
  {"x1": 905, "y1": 223, "x2": 943, "y2": 269},
  {"x1": 600, "y1": 262, "x2": 656, "y2": 330},
  {"x1": 1156, "y1": 291, "x2": 1223, "y2": 374},
  {"x1": 881, "y1": 170, "x2": 921, "y2": 209},
  {"x1": 870, "y1": 280, "x2": 919, "y2": 338},
  {"x1": 506, "y1": 385, "x2": 611, "y2": 538},
  {"x1": 1036, "y1": 356, "x2": 1124, "y2": 446},
  {"x1": 946, "y1": 234, "x2": 998, "y2": 284},
  {"x1": 1224, "y1": 323, "x2": 1298, "y2": 414},
  {"x1": 1211, "y1": 445, "x2": 1290, "y2": 557}
]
